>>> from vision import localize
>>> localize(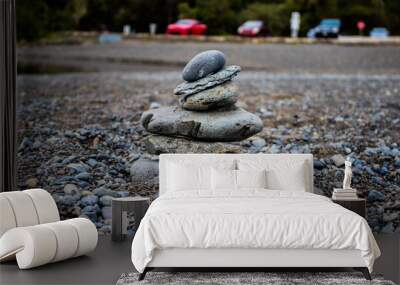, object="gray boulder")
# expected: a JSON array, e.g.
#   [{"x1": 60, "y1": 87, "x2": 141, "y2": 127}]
[
  {"x1": 81, "y1": 195, "x2": 98, "y2": 206},
  {"x1": 26, "y1": 177, "x2": 38, "y2": 188},
  {"x1": 101, "y1": 206, "x2": 112, "y2": 219},
  {"x1": 130, "y1": 158, "x2": 159, "y2": 185},
  {"x1": 63, "y1": 183, "x2": 80, "y2": 196},
  {"x1": 141, "y1": 106, "x2": 263, "y2": 141},
  {"x1": 174, "y1": 65, "x2": 241, "y2": 97},
  {"x1": 93, "y1": 187, "x2": 113, "y2": 197},
  {"x1": 180, "y1": 82, "x2": 239, "y2": 111},
  {"x1": 249, "y1": 137, "x2": 267, "y2": 153},
  {"x1": 331, "y1": 154, "x2": 346, "y2": 167},
  {"x1": 182, "y1": 50, "x2": 226, "y2": 82},
  {"x1": 144, "y1": 135, "x2": 241, "y2": 154},
  {"x1": 67, "y1": 163, "x2": 89, "y2": 174},
  {"x1": 99, "y1": 195, "x2": 113, "y2": 206}
]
